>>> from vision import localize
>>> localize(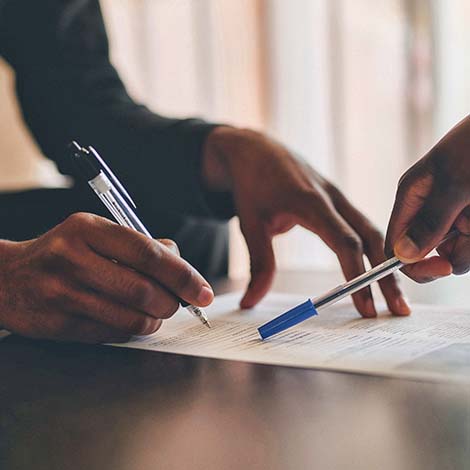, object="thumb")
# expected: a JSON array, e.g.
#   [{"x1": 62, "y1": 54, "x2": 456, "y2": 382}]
[
  {"x1": 239, "y1": 221, "x2": 275, "y2": 309},
  {"x1": 394, "y1": 187, "x2": 464, "y2": 262}
]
